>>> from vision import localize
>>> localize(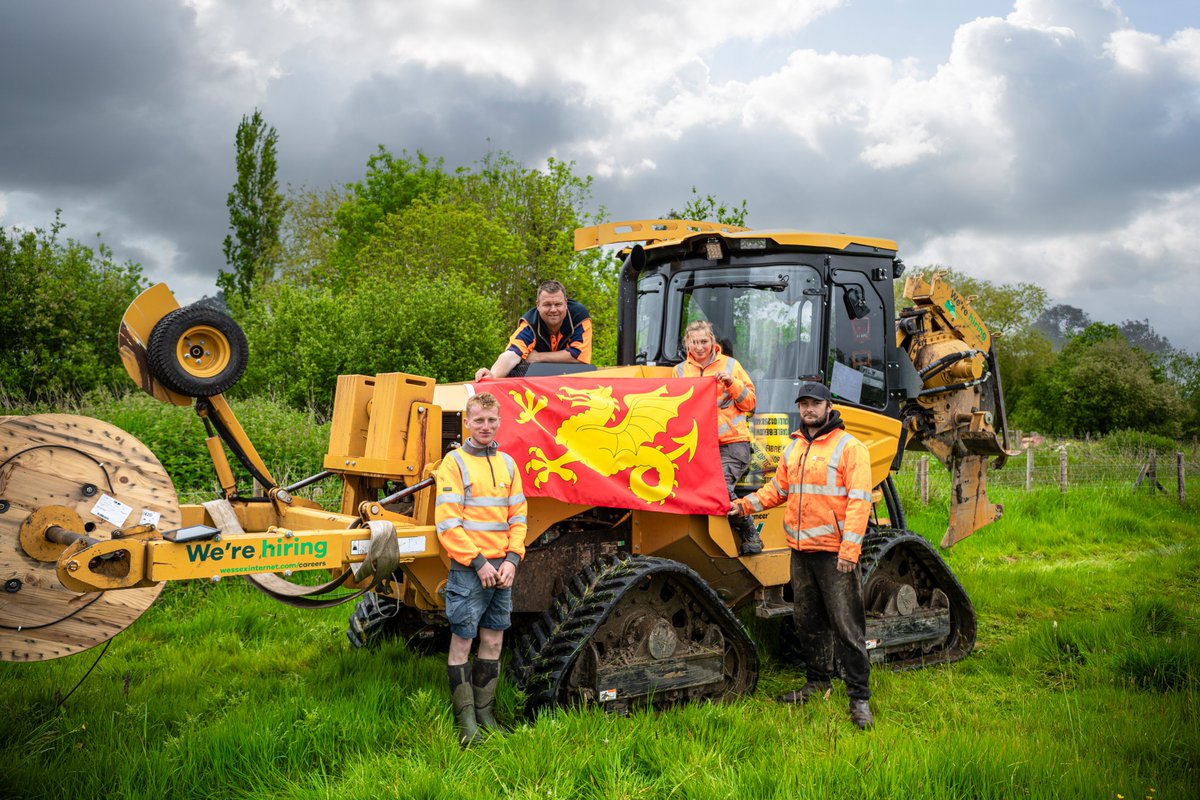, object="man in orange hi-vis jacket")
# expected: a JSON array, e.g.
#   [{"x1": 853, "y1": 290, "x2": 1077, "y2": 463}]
[
  {"x1": 729, "y1": 381, "x2": 876, "y2": 729},
  {"x1": 436, "y1": 392, "x2": 527, "y2": 746}
]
